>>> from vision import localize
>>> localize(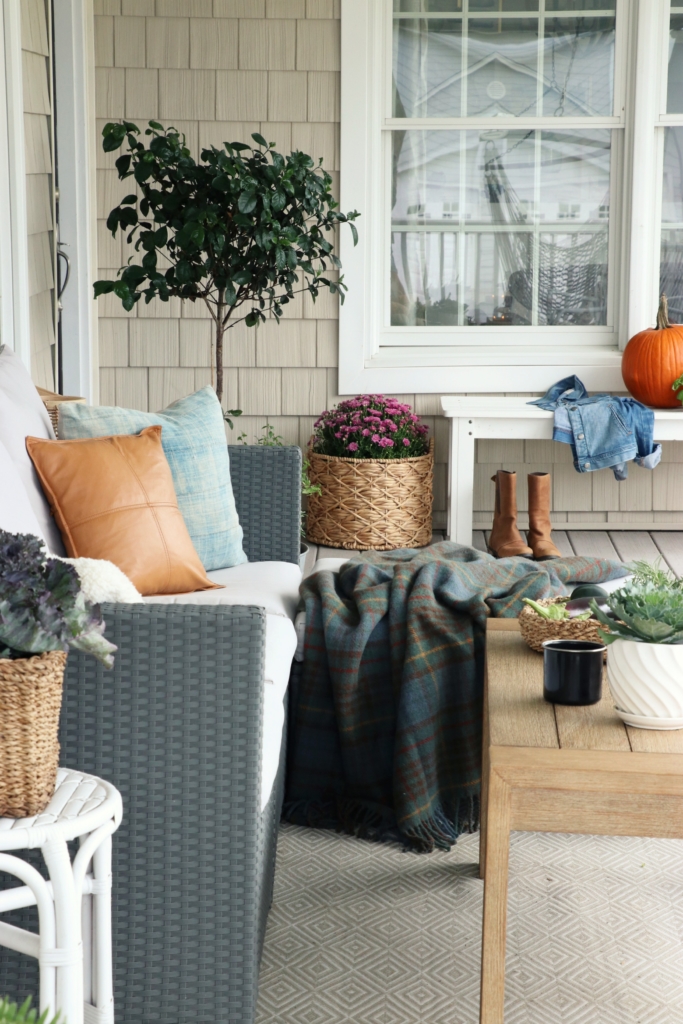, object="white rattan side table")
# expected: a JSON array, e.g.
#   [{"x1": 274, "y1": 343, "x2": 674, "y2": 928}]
[{"x1": 0, "y1": 768, "x2": 123, "y2": 1024}]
